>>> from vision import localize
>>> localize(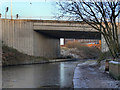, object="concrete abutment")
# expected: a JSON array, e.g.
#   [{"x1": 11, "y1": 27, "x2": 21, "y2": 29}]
[{"x1": 2, "y1": 19, "x2": 60, "y2": 58}]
